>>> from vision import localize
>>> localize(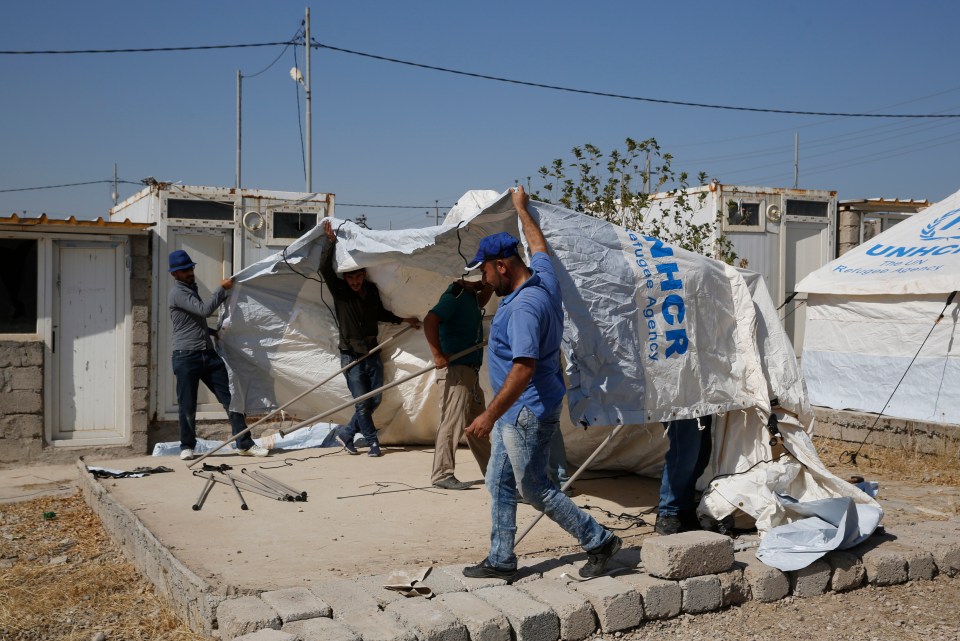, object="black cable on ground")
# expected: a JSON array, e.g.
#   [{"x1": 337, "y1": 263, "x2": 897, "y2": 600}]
[{"x1": 580, "y1": 504, "x2": 656, "y2": 530}]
